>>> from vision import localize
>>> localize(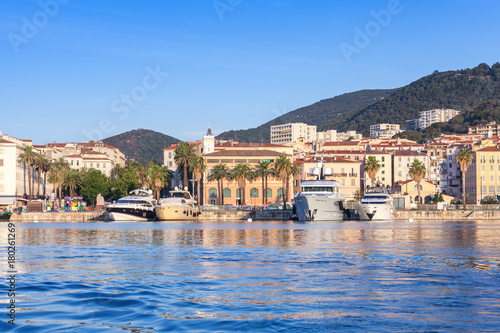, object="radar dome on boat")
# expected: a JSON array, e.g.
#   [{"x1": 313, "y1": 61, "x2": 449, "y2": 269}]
[
  {"x1": 311, "y1": 167, "x2": 320, "y2": 176},
  {"x1": 323, "y1": 167, "x2": 333, "y2": 176}
]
